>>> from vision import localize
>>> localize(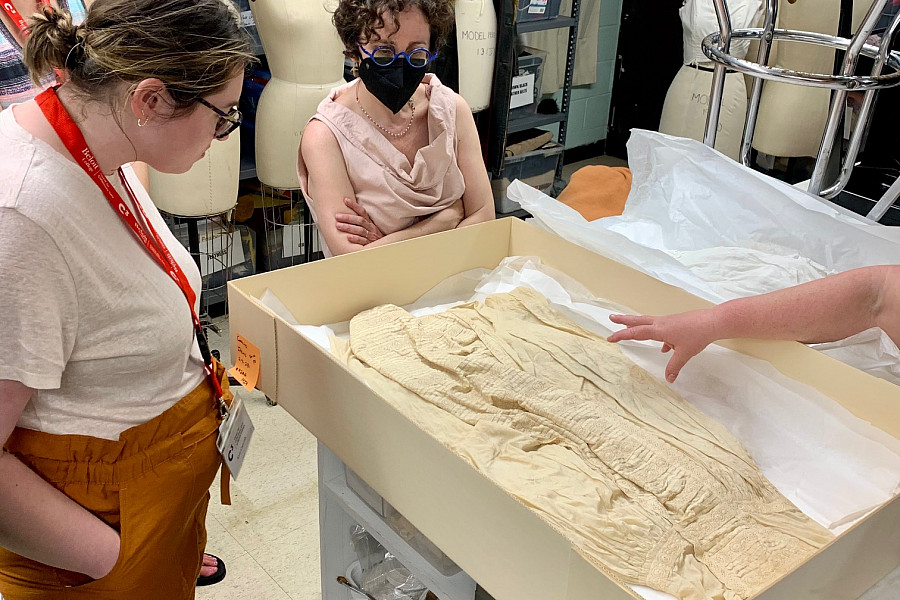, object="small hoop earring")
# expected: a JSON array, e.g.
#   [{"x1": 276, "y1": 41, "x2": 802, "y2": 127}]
[{"x1": 137, "y1": 113, "x2": 148, "y2": 127}]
